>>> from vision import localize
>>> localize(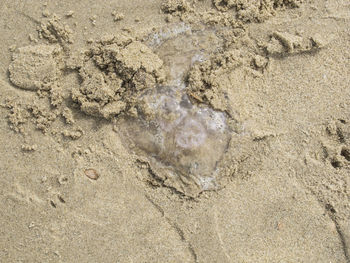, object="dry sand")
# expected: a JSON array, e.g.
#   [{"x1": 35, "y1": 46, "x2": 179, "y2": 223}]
[{"x1": 0, "y1": 0, "x2": 350, "y2": 262}]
